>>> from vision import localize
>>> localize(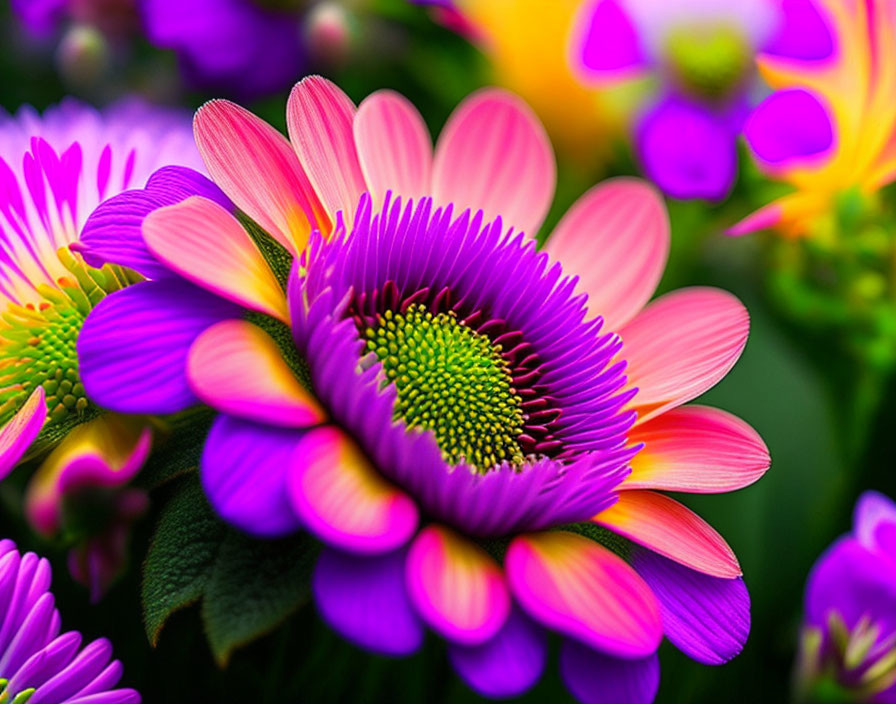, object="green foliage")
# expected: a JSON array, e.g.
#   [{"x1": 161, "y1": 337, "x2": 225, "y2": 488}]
[
  {"x1": 142, "y1": 475, "x2": 318, "y2": 666},
  {"x1": 137, "y1": 408, "x2": 216, "y2": 489}
]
